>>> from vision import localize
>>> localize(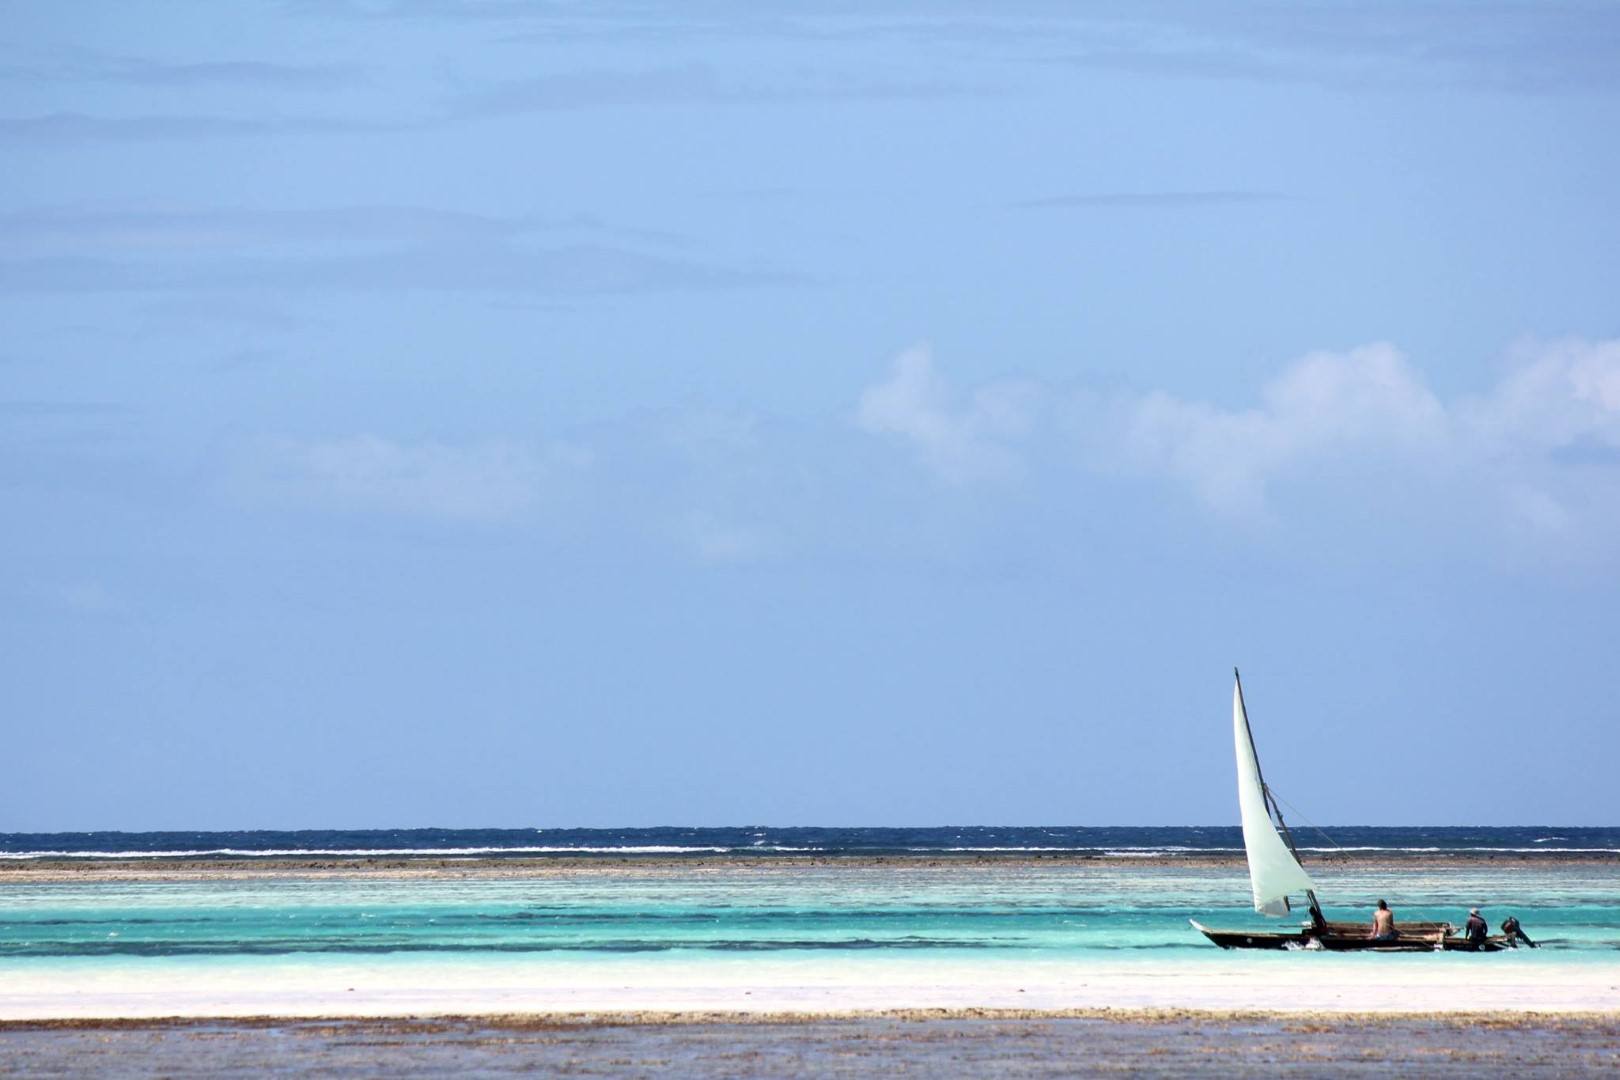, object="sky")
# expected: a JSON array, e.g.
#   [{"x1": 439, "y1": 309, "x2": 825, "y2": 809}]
[{"x1": 3, "y1": 1, "x2": 1618, "y2": 830}]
